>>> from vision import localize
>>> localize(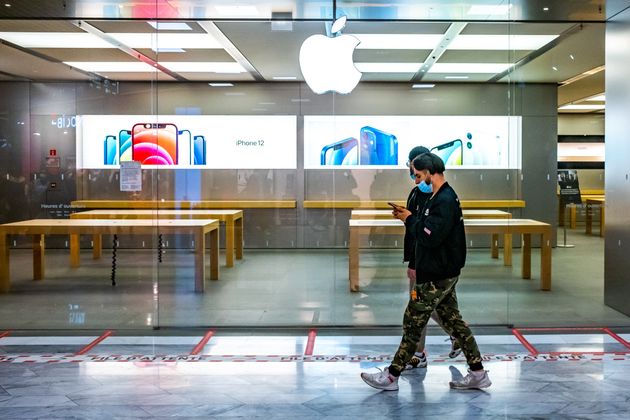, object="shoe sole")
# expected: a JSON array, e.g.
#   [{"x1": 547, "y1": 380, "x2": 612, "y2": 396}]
[
  {"x1": 449, "y1": 381, "x2": 492, "y2": 390},
  {"x1": 360, "y1": 374, "x2": 399, "y2": 391}
]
